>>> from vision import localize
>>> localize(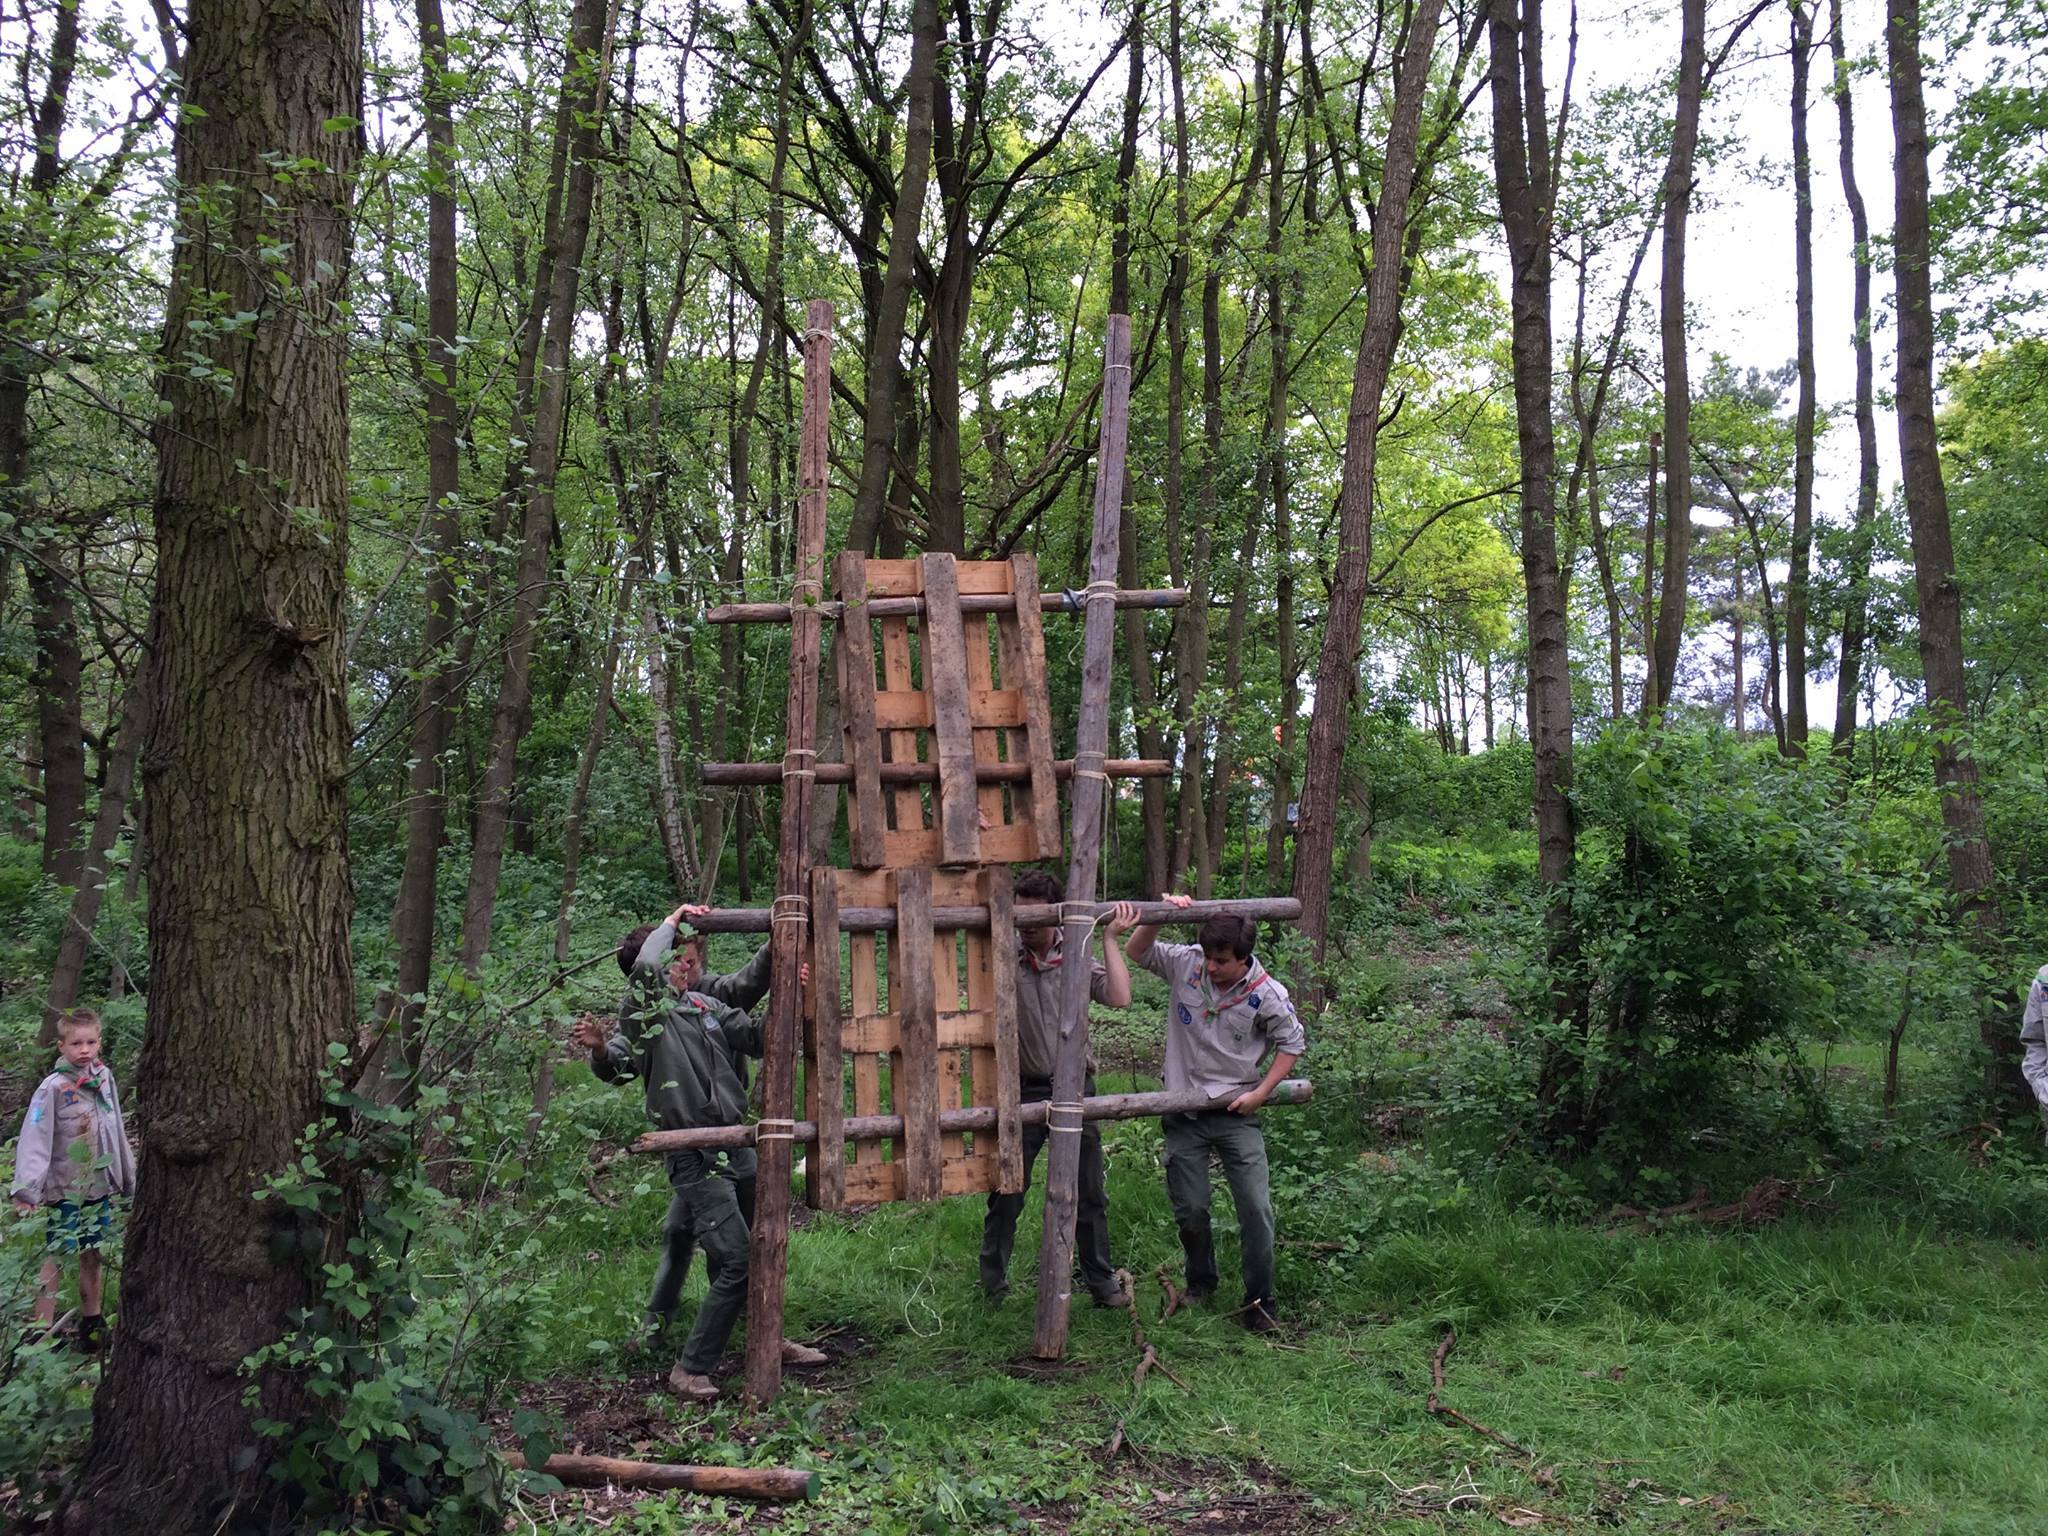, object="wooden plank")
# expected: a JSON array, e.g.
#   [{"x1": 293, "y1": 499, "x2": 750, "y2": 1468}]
[
  {"x1": 1006, "y1": 553, "x2": 1063, "y2": 859},
  {"x1": 843, "y1": 1009, "x2": 991, "y2": 1054},
  {"x1": 871, "y1": 690, "x2": 1024, "y2": 731},
  {"x1": 1034, "y1": 313, "x2": 1131, "y2": 1360},
  {"x1": 983, "y1": 867, "x2": 1025, "y2": 1193},
  {"x1": 894, "y1": 867, "x2": 941, "y2": 1201},
  {"x1": 745, "y1": 298, "x2": 833, "y2": 1405},
  {"x1": 964, "y1": 571, "x2": 1009, "y2": 845},
  {"x1": 849, "y1": 931, "x2": 882, "y2": 1179},
  {"x1": 807, "y1": 867, "x2": 845, "y2": 1211},
  {"x1": 835, "y1": 553, "x2": 886, "y2": 868},
  {"x1": 955, "y1": 561, "x2": 1011, "y2": 595},
  {"x1": 861, "y1": 558, "x2": 922, "y2": 596},
  {"x1": 844, "y1": 1160, "x2": 905, "y2": 1205},
  {"x1": 708, "y1": 587, "x2": 1189, "y2": 623},
  {"x1": 933, "y1": 927, "x2": 966, "y2": 1166},
  {"x1": 916, "y1": 554, "x2": 982, "y2": 867},
  {"x1": 878, "y1": 613, "x2": 926, "y2": 836},
  {"x1": 883, "y1": 821, "x2": 1036, "y2": 869}
]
